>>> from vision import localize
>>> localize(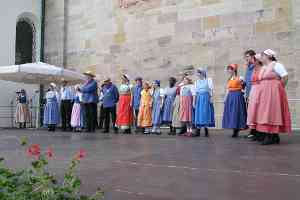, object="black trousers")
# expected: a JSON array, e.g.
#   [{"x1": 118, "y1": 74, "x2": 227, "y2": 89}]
[
  {"x1": 134, "y1": 109, "x2": 139, "y2": 128},
  {"x1": 103, "y1": 106, "x2": 117, "y2": 131},
  {"x1": 84, "y1": 103, "x2": 98, "y2": 132},
  {"x1": 99, "y1": 104, "x2": 105, "y2": 129},
  {"x1": 61, "y1": 100, "x2": 73, "y2": 130}
]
